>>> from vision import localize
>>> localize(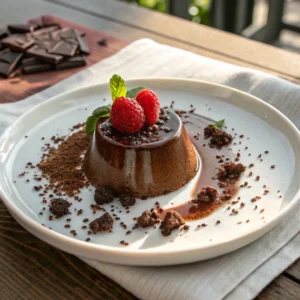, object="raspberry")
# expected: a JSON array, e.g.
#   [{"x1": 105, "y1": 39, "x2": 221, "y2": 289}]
[
  {"x1": 110, "y1": 97, "x2": 145, "y2": 134},
  {"x1": 136, "y1": 89, "x2": 160, "y2": 125}
]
